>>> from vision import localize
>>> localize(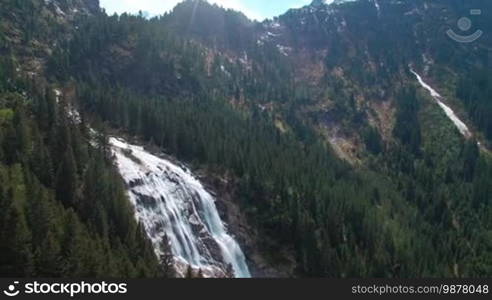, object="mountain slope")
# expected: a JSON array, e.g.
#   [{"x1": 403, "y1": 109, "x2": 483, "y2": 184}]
[
  {"x1": 0, "y1": 0, "x2": 162, "y2": 278},
  {"x1": 1, "y1": 0, "x2": 492, "y2": 278}
]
